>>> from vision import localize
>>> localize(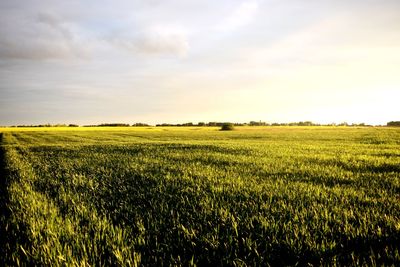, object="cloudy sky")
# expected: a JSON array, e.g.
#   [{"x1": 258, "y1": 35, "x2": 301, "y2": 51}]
[{"x1": 0, "y1": 0, "x2": 399, "y2": 125}]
